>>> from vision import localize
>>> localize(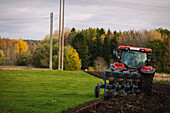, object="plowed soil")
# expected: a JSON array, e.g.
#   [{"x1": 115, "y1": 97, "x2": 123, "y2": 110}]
[{"x1": 62, "y1": 71, "x2": 170, "y2": 113}]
